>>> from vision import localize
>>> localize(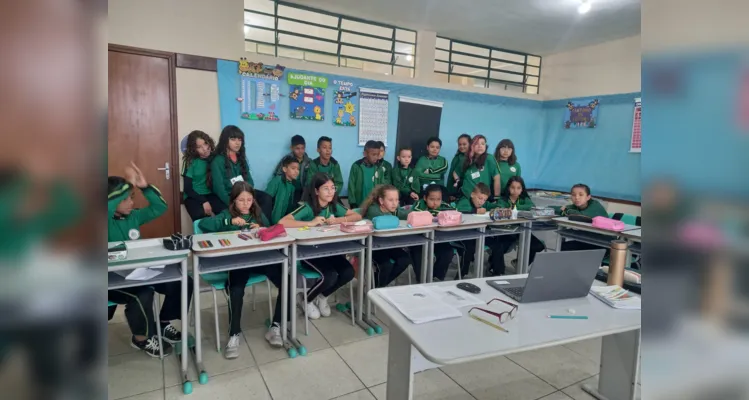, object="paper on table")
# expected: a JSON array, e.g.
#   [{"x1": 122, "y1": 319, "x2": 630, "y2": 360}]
[
  {"x1": 426, "y1": 286, "x2": 484, "y2": 308},
  {"x1": 126, "y1": 239, "x2": 162, "y2": 249},
  {"x1": 378, "y1": 285, "x2": 462, "y2": 324},
  {"x1": 115, "y1": 266, "x2": 165, "y2": 281}
]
